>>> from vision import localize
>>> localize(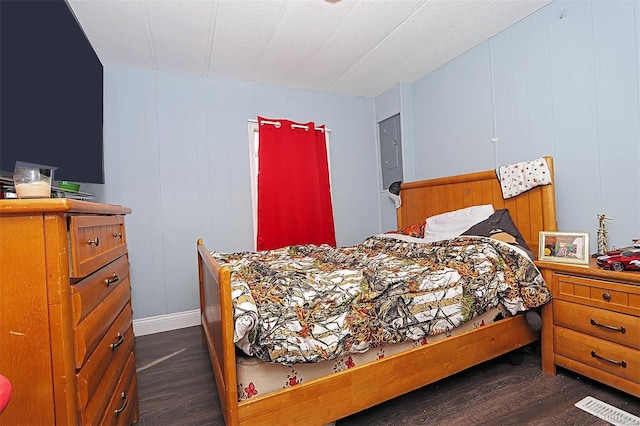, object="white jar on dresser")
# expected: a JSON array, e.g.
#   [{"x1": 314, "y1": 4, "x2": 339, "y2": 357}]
[{"x1": 0, "y1": 199, "x2": 139, "y2": 425}]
